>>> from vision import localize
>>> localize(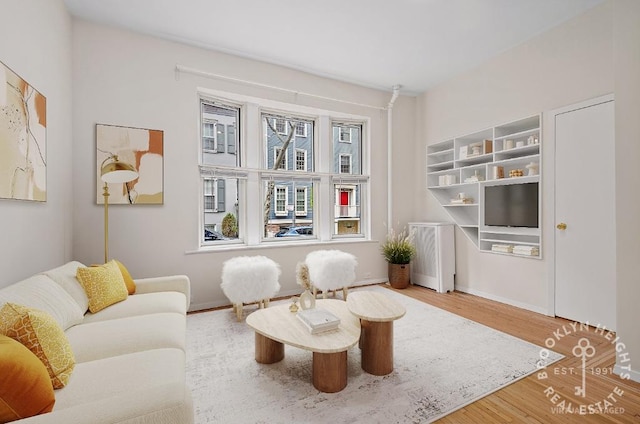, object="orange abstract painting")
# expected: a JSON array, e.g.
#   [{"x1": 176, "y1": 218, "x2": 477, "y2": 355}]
[{"x1": 0, "y1": 61, "x2": 46, "y2": 201}]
